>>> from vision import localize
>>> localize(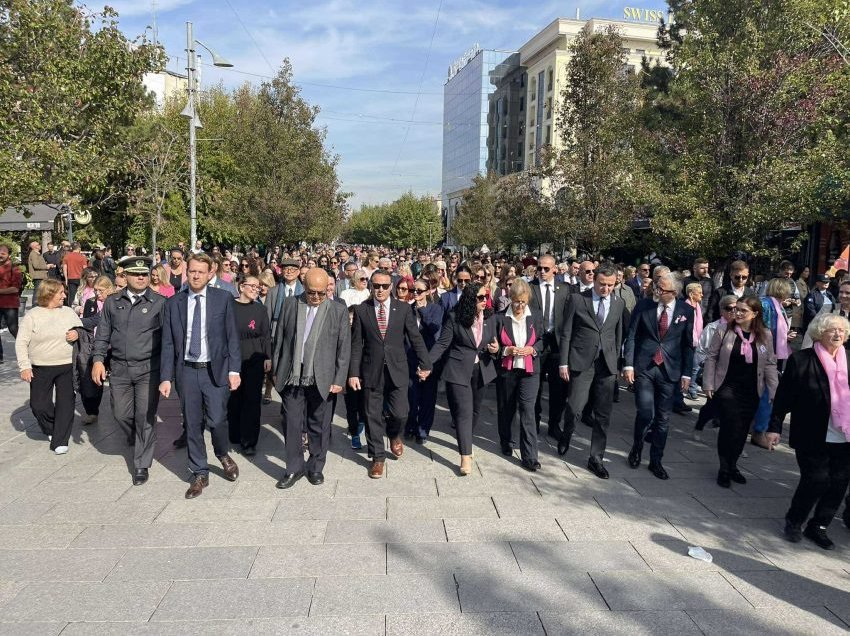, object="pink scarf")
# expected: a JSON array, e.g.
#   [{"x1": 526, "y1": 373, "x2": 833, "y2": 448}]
[
  {"x1": 686, "y1": 299, "x2": 703, "y2": 344},
  {"x1": 770, "y1": 297, "x2": 790, "y2": 360},
  {"x1": 500, "y1": 323, "x2": 537, "y2": 374},
  {"x1": 735, "y1": 326, "x2": 755, "y2": 364},
  {"x1": 814, "y1": 342, "x2": 850, "y2": 440}
]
